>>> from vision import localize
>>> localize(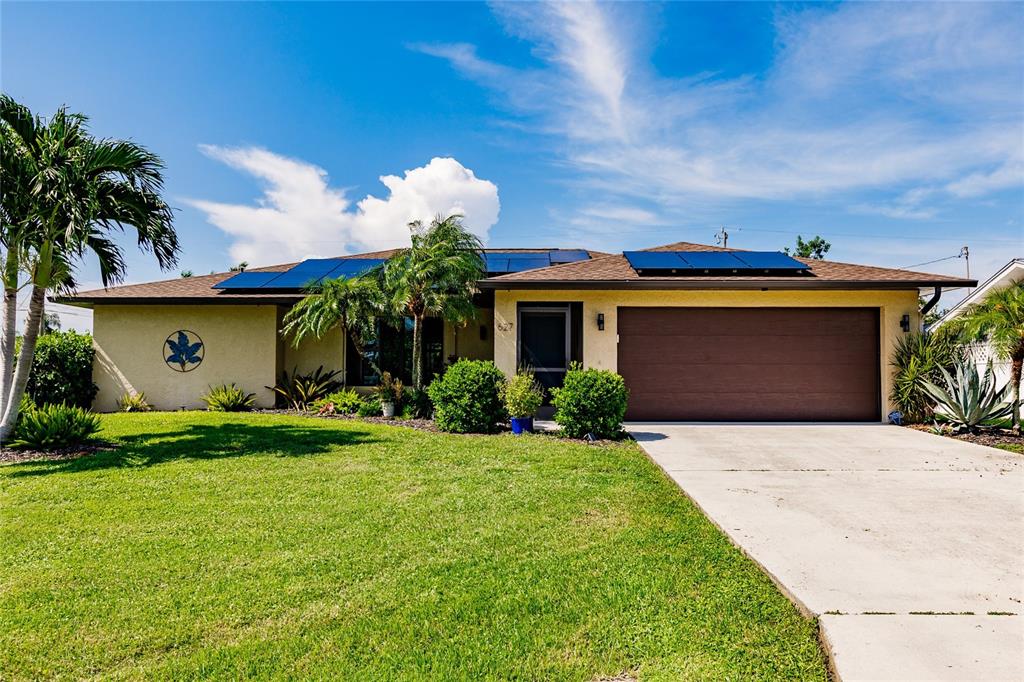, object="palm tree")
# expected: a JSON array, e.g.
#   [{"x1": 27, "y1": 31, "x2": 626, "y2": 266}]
[
  {"x1": 384, "y1": 215, "x2": 483, "y2": 390},
  {"x1": 956, "y1": 282, "x2": 1024, "y2": 432},
  {"x1": 282, "y1": 271, "x2": 392, "y2": 378},
  {"x1": 0, "y1": 96, "x2": 178, "y2": 440}
]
